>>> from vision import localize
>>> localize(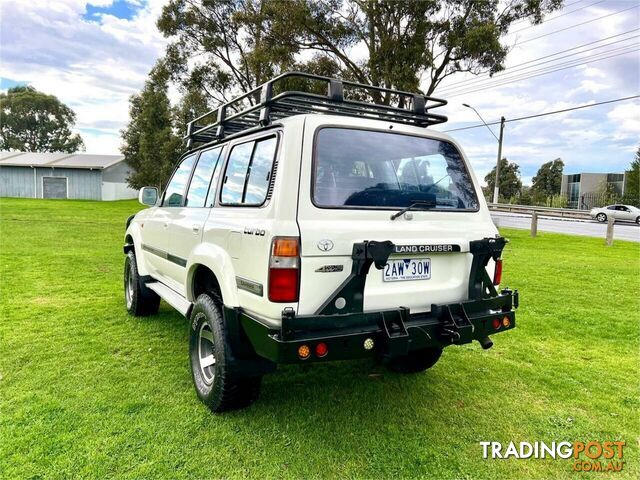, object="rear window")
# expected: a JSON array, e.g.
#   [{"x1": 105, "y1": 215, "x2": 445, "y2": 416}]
[{"x1": 313, "y1": 128, "x2": 479, "y2": 210}]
